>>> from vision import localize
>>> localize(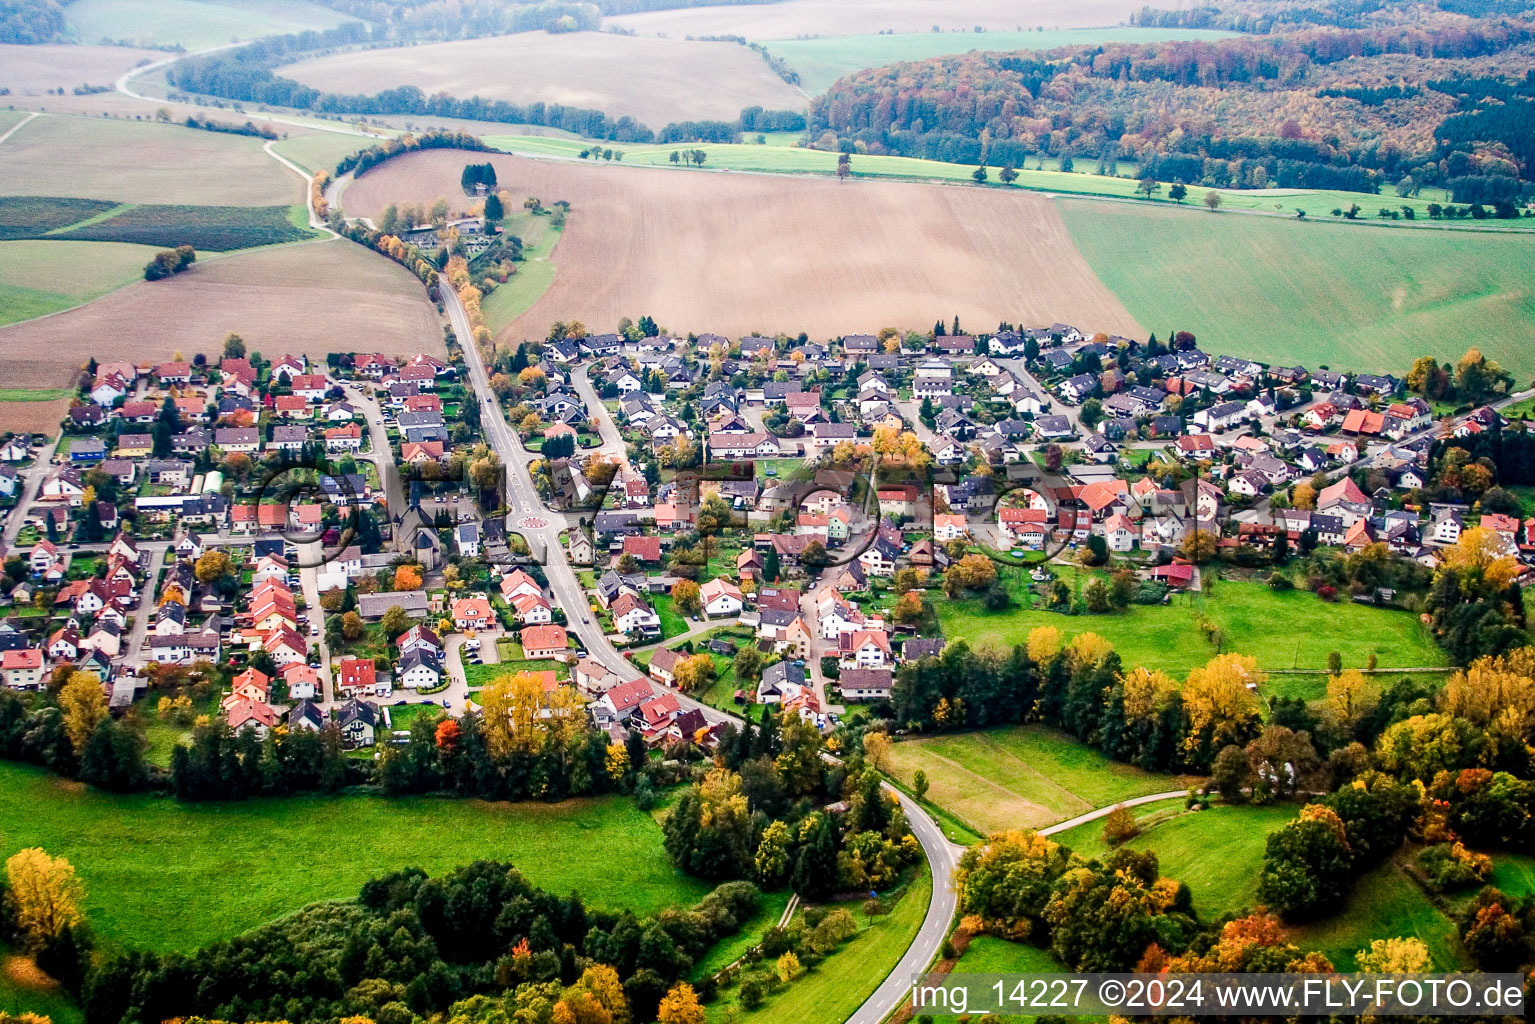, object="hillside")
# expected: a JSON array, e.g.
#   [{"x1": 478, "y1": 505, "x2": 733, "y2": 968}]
[{"x1": 809, "y1": 22, "x2": 1535, "y2": 205}]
